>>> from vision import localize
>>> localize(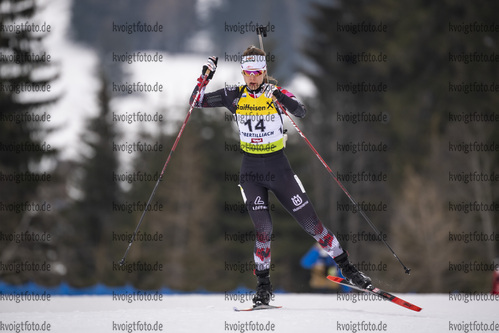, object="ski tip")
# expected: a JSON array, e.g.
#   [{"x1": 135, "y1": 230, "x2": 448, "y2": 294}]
[
  {"x1": 400, "y1": 302, "x2": 422, "y2": 312},
  {"x1": 233, "y1": 306, "x2": 252, "y2": 312},
  {"x1": 403, "y1": 301, "x2": 422, "y2": 312},
  {"x1": 327, "y1": 275, "x2": 342, "y2": 283}
]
